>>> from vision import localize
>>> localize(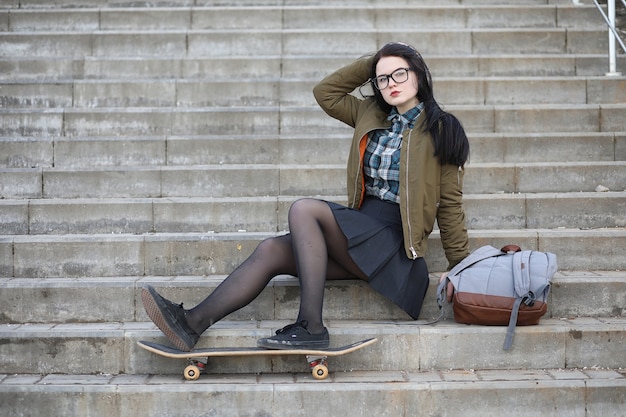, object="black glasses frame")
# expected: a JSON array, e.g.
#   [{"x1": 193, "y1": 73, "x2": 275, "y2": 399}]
[{"x1": 372, "y1": 67, "x2": 411, "y2": 90}]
